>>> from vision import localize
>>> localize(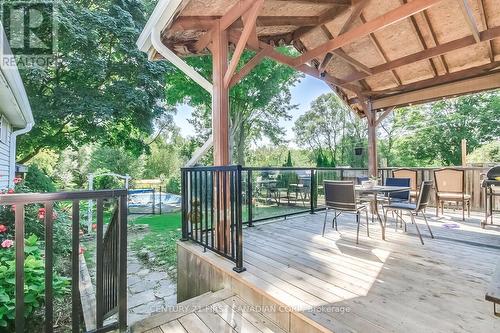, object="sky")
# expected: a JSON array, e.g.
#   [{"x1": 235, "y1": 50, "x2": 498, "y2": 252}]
[{"x1": 172, "y1": 76, "x2": 332, "y2": 145}]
